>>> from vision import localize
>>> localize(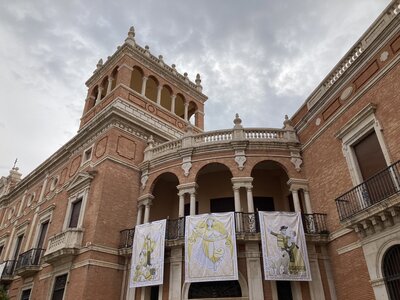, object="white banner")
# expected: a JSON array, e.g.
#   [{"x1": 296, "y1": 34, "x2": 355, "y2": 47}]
[
  {"x1": 185, "y1": 212, "x2": 238, "y2": 283},
  {"x1": 129, "y1": 219, "x2": 166, "y2": 288},
  {"x1": 0, "y1": 262, "x2": 5, "y2": 277},
  {"x1": 259, "y1": 211, "x2": 311, "y2": 281}
]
